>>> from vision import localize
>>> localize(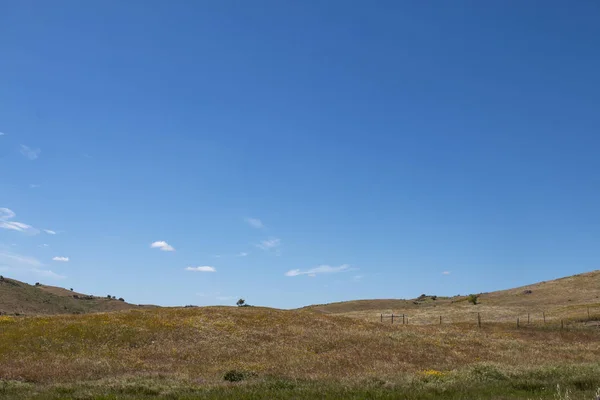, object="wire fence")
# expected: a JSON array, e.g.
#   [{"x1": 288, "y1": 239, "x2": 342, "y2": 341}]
[{"x1": 379, "y1": 306, "x2": 600, "y2": 329}]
